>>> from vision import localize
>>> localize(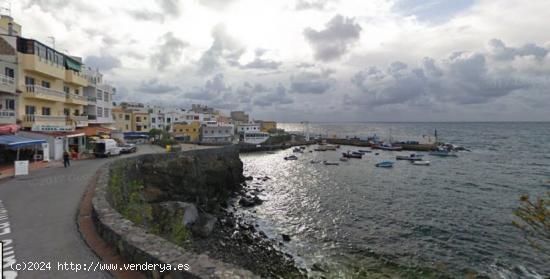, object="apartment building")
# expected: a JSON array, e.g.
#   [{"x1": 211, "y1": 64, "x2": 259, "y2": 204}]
[
  {"x1": 172, "y1": 121, "x2": 201, "y2": 142},
  {"x1": 236, "y1": 123, "x2": 261, "y2": 134},
  {"x1": 201, "y1": 124, "x2": 234, "y2": 144},
  {"x1": 83, "y1": 67, "x2": 115, "y2": 126},
  {"x1": 0, "y1": 22, "x2": 17, "y2": 127},
  {"x1": 112, "y1": 107, "x2": 132, "y2": 132},
  {"x1": 132, "y1": 111, "x2": 150, "y2": 132}
]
